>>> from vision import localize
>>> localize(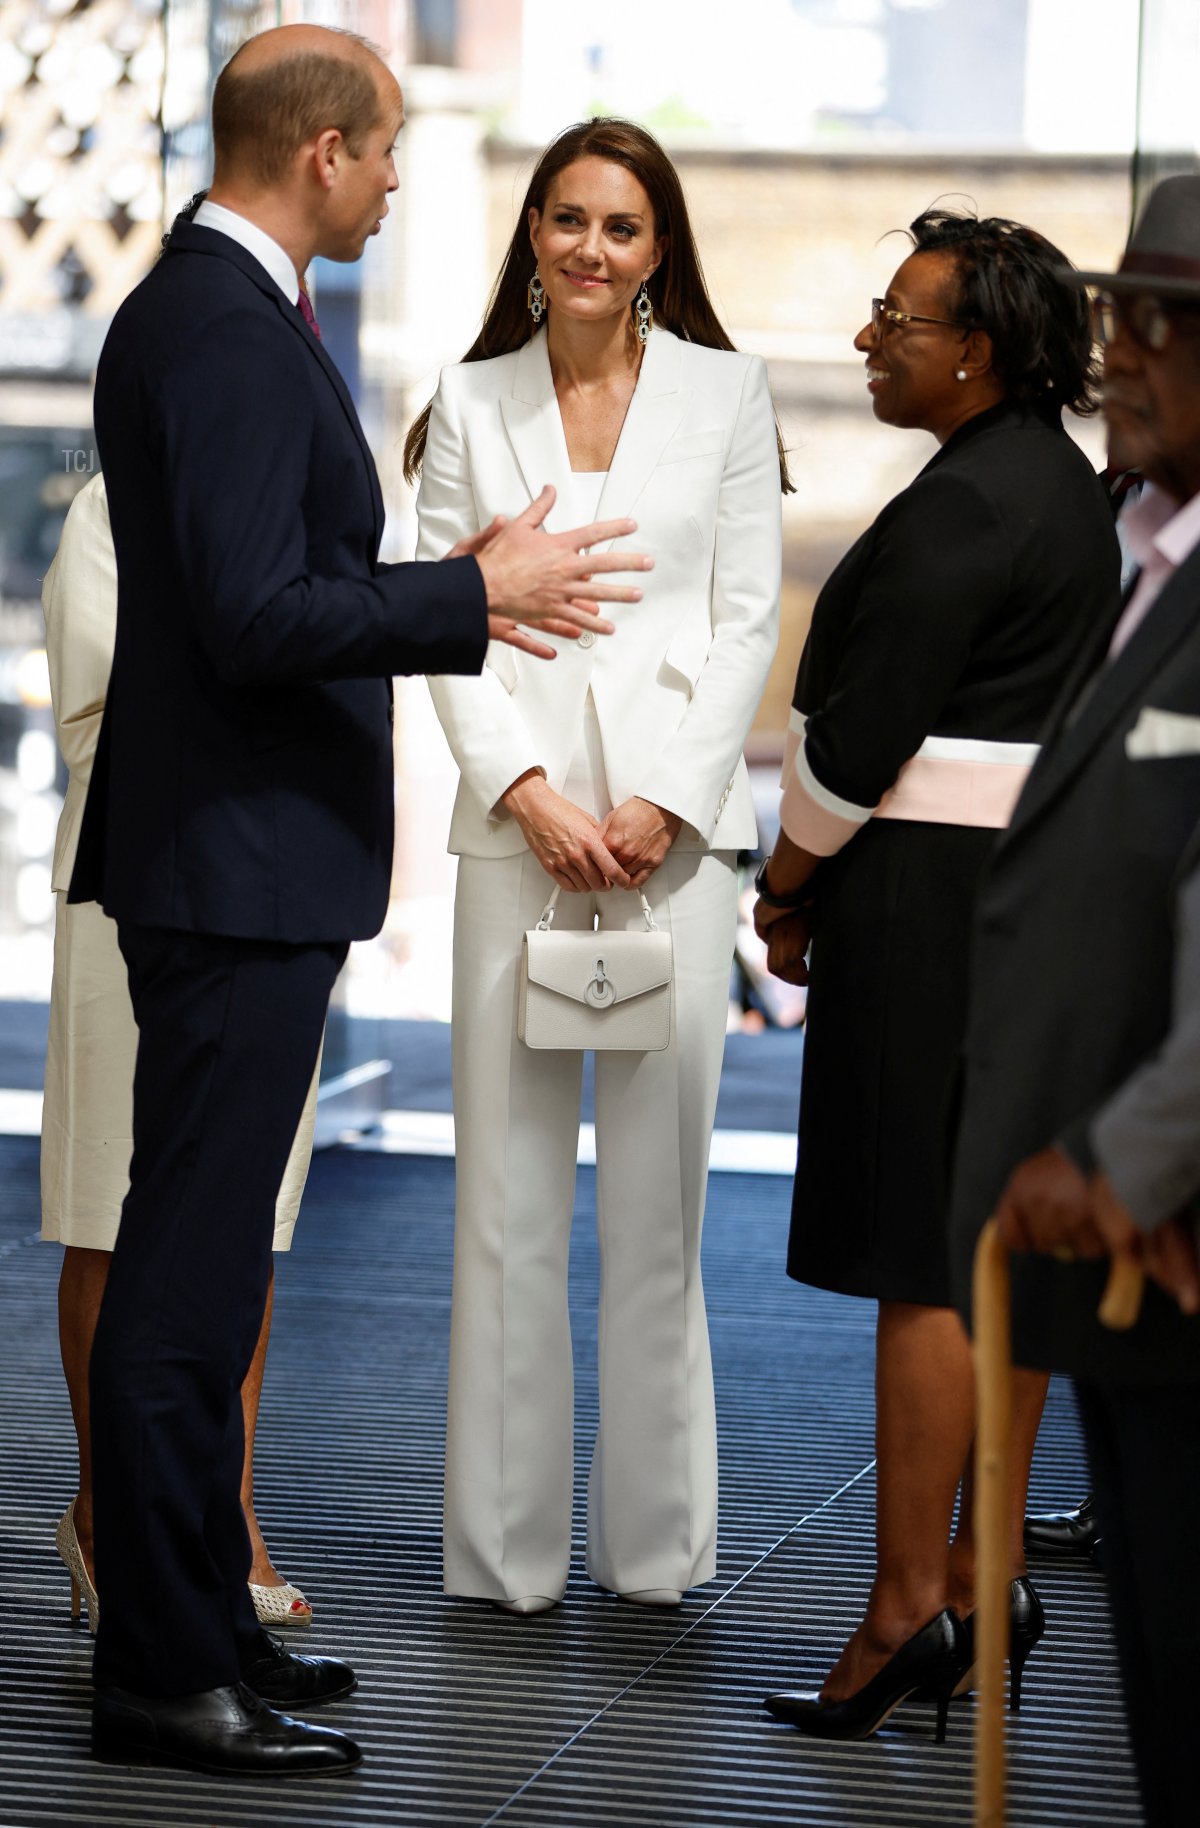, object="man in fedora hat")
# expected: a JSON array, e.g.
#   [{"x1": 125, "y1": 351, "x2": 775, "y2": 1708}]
[{"x1": 948, "y1": 173, "x2": 1200, "y2": 1826}]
